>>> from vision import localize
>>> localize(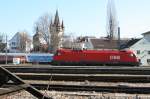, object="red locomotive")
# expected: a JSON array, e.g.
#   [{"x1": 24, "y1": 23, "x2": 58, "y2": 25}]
[{"x1": 52, "y1": 49, "x2": 139, "y2": 66}]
